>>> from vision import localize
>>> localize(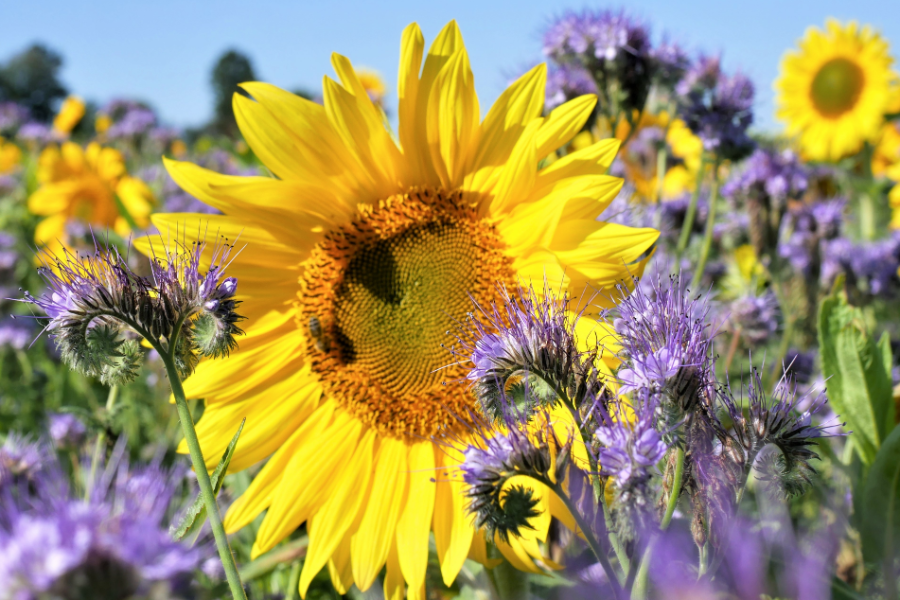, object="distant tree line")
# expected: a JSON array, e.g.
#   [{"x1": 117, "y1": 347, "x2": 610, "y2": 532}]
[{"x1": 0, "y1": 43, "x2": 315, "y2": 137}]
